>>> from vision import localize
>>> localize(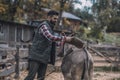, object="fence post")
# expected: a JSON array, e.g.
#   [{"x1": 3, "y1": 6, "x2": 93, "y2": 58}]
[
  {"x1": 14, "y1": 45, "x2": 20, "y2": 79},
  {"x1": 27, "y1": 43, "x2": 32, "y2": 70}
]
